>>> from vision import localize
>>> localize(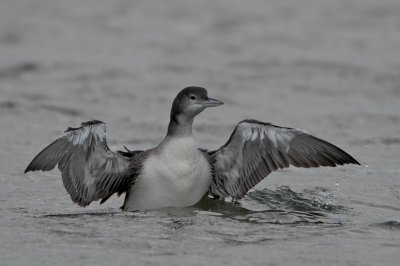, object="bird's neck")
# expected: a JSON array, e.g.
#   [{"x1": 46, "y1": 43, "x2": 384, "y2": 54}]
[{"x1": 167, "y1": 115, "x2": 193, "y2": 137}]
